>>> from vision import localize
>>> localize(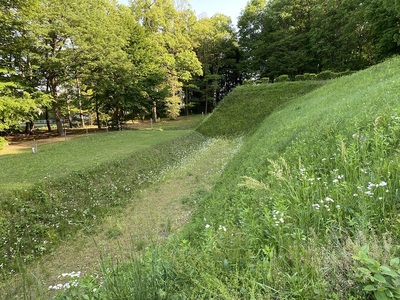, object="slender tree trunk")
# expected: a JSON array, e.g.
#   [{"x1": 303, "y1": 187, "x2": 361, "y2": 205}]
[
  {"x1": 185, "y1": 86, "x2": 189, "y2": 116},
  {"x1": 66, "y1": 97, "x2": 73, "y2": 128},
  {"x1": 95, "y1": 97, "x2": 101, "y2": 129},
  {"x1": 152, "y1": 101, "x2": 157, "y2": 122},
  {"x1": 45, "y1": 107, "x2": 52, "y2": 132},
  {"x1": 76, "y1": 77, "x2": 85, "y2": 128},
  {"x1": 204, "y1": 82, "x2": 208, "y2": 115},
  {"x1": 49, "y1": 37, "x2": 63, "y2": 137},
  {"x1": 49, "y1": 75, "x2": 63, "y2": 136}
]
